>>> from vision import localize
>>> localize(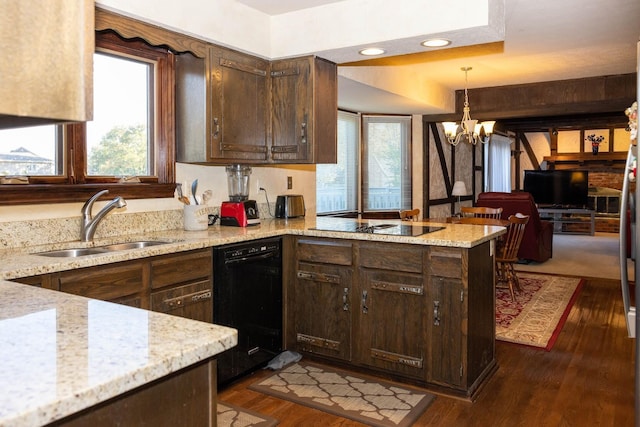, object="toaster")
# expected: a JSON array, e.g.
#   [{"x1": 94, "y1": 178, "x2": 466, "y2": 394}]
[{"x1": 275, "y1": 194, "x2": 305, "y2": 218}]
